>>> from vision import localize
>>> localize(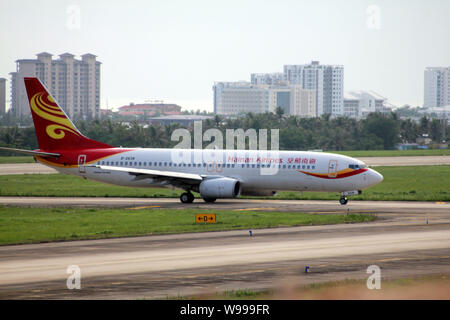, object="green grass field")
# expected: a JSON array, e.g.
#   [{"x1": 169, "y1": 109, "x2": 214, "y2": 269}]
[
  {"x1": 0, "y1": 165, "x2": 448, "y2": 201},
  {"x1": 0, "y1": 156, "x2": 34, "y2": 164},
  {"x1": 330, "y1": 149, "x2": 450, "y2": 157},
  {"x1": 0, "y1": 207, "x2": 374, "y2": 245}
]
